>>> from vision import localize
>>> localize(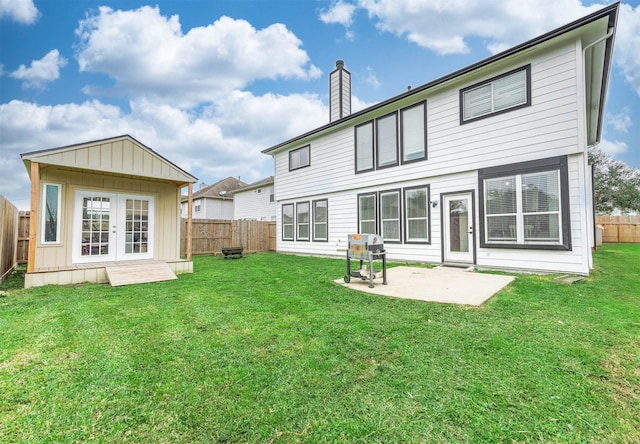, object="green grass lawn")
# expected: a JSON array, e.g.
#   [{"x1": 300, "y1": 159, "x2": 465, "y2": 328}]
[{"x1": 1, "y1": 245, "x2": 638, "y2": 443}]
